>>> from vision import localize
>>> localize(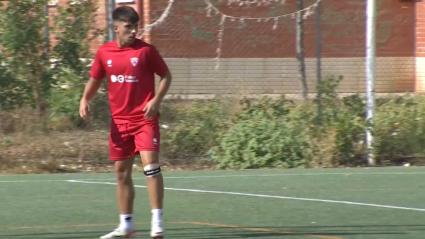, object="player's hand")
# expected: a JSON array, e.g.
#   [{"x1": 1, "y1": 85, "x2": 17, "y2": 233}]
[
  {"x1": 143, "y1": 98, "x2": 160, "y2": 120},
  {"x1": 79, "y1": 99, "x2": 90, "y2": 119}
]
